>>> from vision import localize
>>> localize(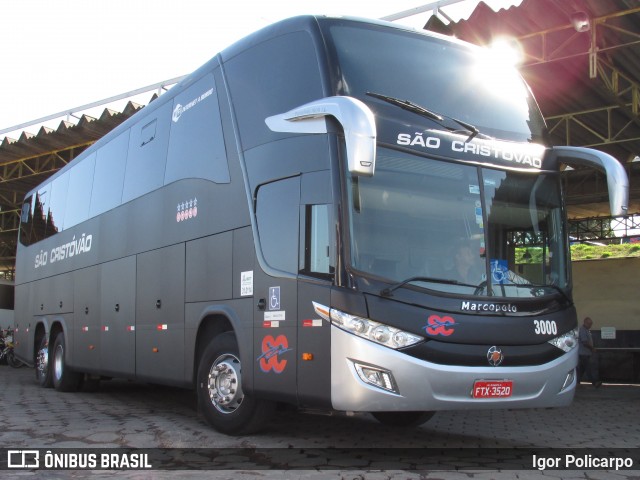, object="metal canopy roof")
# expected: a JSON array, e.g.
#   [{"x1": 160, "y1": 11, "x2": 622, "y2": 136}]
[
  {"x1": 449, "y1": 0, "x2": 640, "y2": 216},
  {"x1": 0, "y1": 1, "x2": 639, "y2": 277},
  {"x1": 0, "y1": 101, "x2": 147, "y2": 278}
]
